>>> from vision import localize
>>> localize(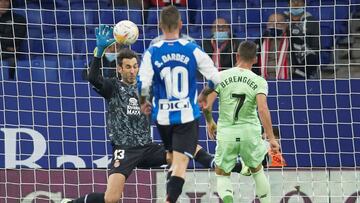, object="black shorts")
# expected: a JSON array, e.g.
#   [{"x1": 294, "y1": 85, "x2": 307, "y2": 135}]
[
  {"x1": 156, "y1": 119, "x2": 199, "y2": 158},
  {"x1": 109, "y1": 143, "x2": 167, "y2": 179}
]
